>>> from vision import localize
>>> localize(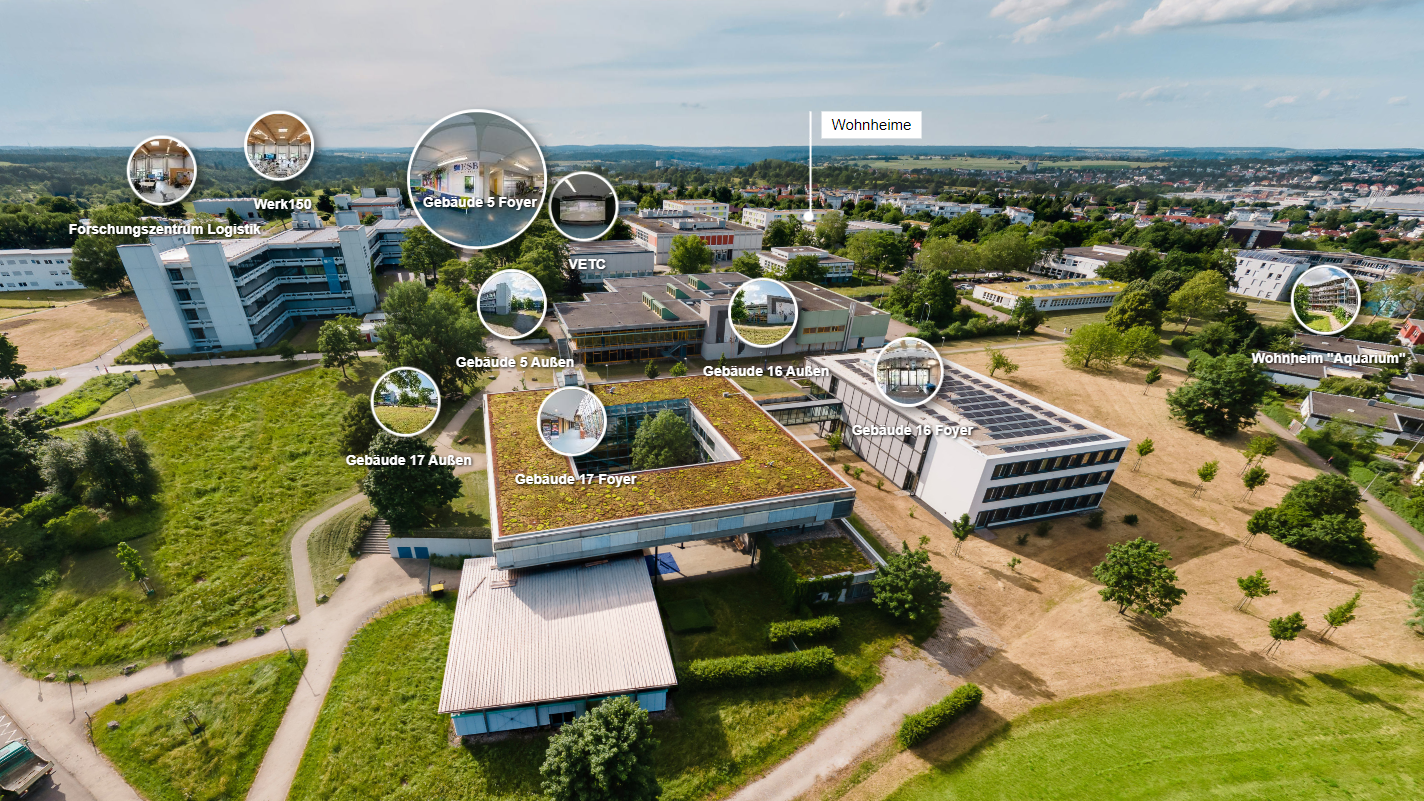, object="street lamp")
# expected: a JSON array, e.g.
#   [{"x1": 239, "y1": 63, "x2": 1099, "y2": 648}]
[{"x1": 278, "y1": 625, "x2": 294, "y2": 658}]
